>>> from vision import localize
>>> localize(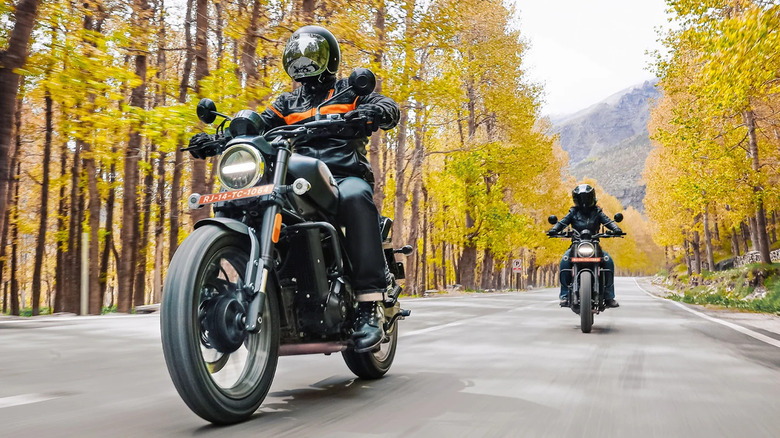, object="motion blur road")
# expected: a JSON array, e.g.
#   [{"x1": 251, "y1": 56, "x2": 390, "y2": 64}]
[{"x1": 2, "y1": 277, "x2": 780, "y2": 437}]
